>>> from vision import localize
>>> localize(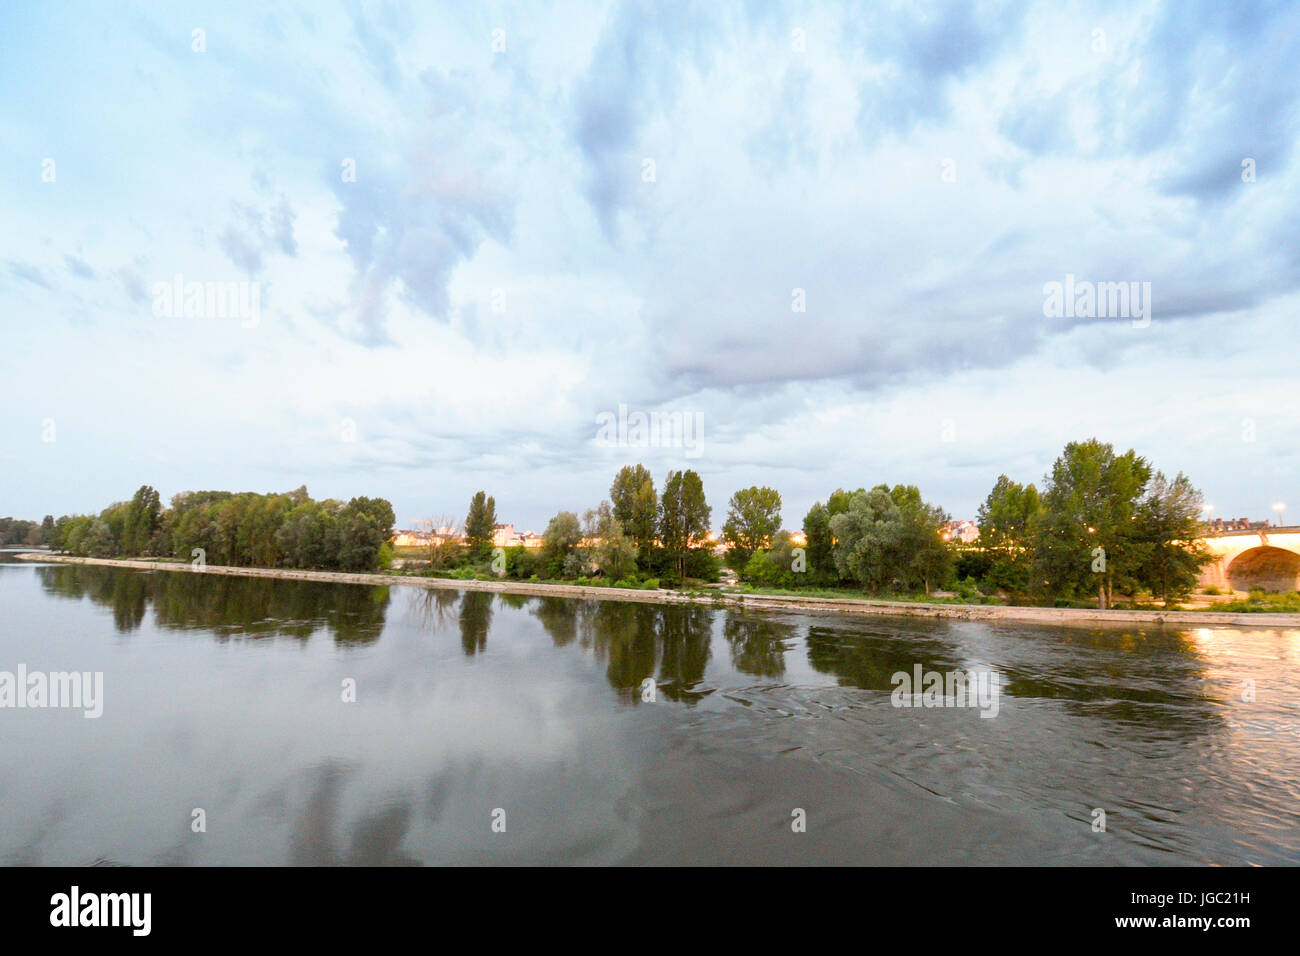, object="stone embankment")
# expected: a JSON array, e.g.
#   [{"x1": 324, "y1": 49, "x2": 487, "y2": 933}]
[{"x1": 18, "y1": 553, "x2": 1300, "y2": 629}]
